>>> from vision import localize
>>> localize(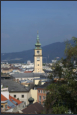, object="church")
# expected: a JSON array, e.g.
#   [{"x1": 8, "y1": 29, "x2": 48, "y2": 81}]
[
  {"x1": 33, "y1": 32, "x2": 44, "y2": 73},
  {"x1": 12, "y1": 32, "x2": 45, "y2": 82}
]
